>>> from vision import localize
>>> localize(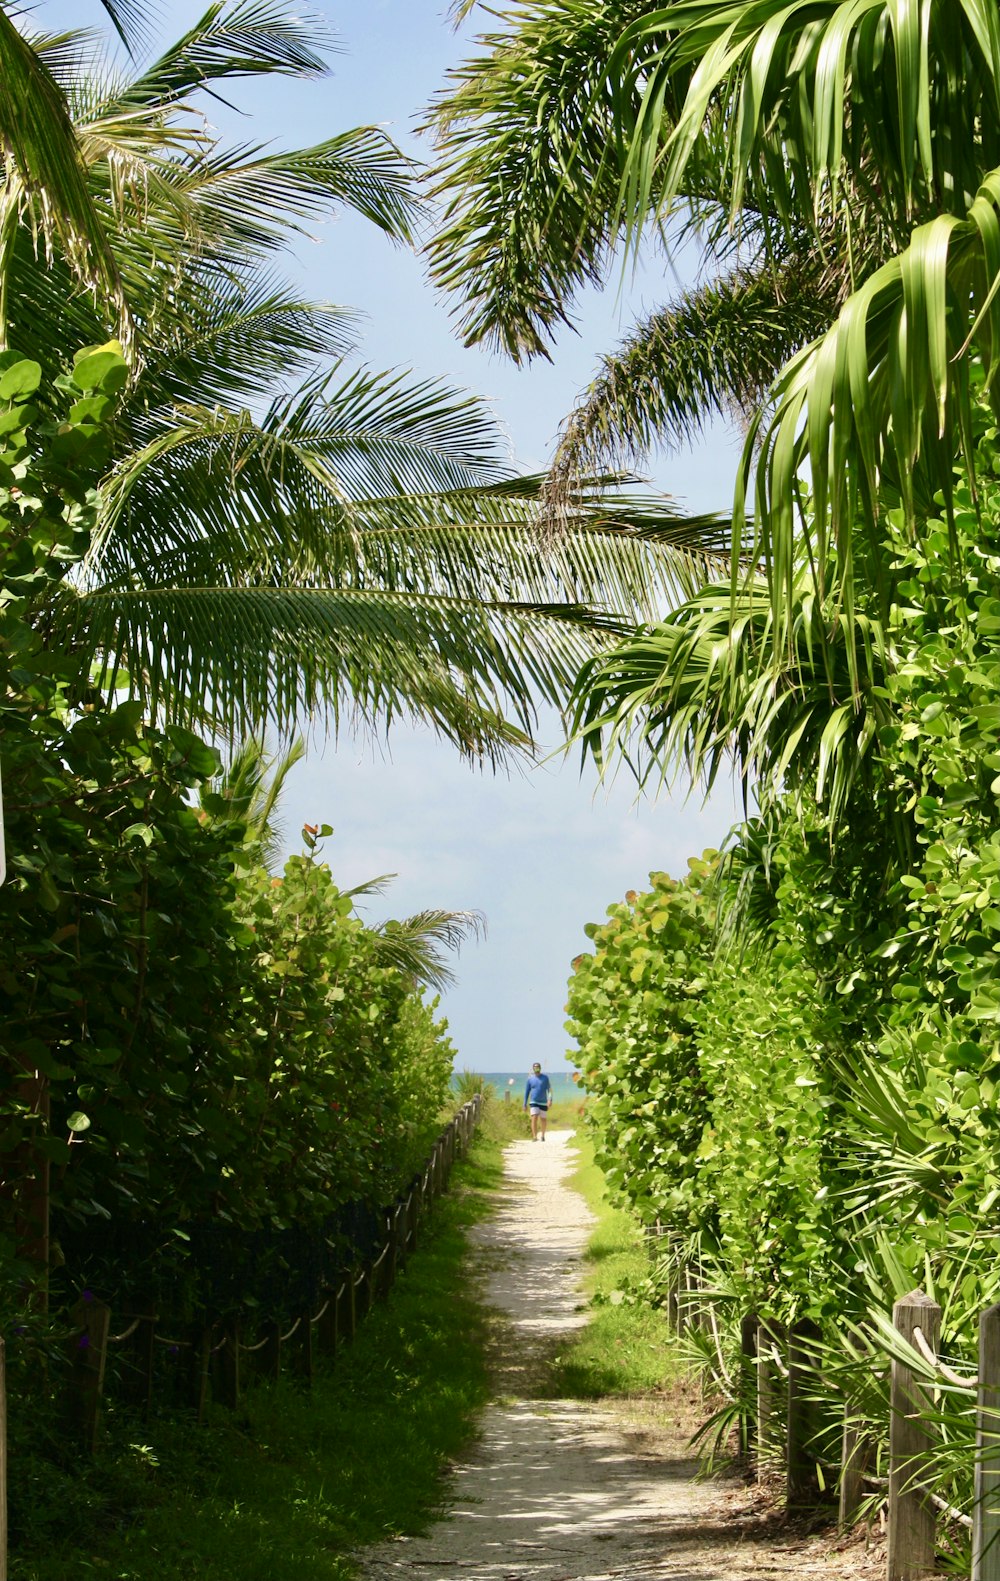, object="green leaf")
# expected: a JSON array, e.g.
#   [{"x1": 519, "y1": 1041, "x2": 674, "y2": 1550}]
[{"x1": 0, "y1": 360, "x2": 41, "y2": 399}]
